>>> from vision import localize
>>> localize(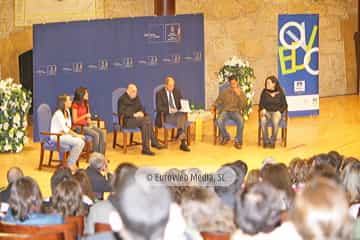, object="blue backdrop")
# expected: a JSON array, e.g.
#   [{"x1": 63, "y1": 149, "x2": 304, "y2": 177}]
[
  {"x1": 278, "y1": 14, "x2": 319, "y2": 117},
  {"x1": 33, "y1": 14, "x2": 205, "y2": 141}
]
